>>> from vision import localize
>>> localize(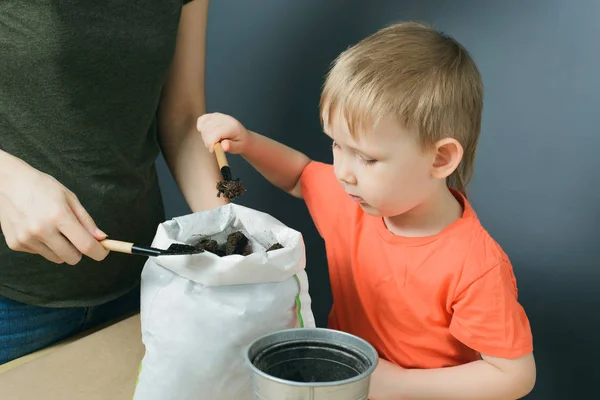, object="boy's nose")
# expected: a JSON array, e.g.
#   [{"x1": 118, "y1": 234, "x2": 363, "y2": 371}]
[{"x1": 334, "y1": 157, "x2": 357, "y2": 185}]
